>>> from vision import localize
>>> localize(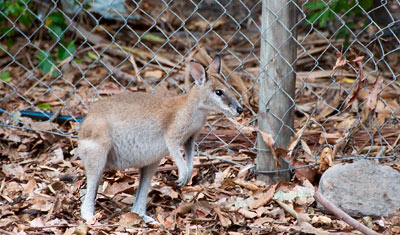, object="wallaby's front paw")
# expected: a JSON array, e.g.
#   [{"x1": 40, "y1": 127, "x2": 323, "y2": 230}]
[
  {"x1": 142, "y1": 215, "x2": 161, "y2": 225},
  {"x1": 131, "y1": 211, "x2": 161, "y2": 226}
]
